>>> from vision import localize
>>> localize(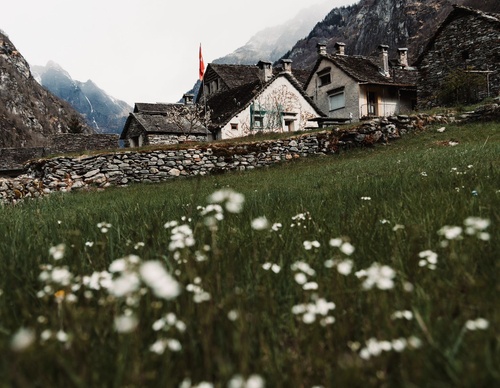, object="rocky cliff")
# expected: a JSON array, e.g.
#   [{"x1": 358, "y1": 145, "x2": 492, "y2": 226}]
[
  {"x1": 0, "y1": 30, "x2": 92, "y2": 148},
  {"x1": 283, "y1": 0, "x2": 500, "y2": 70}
]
